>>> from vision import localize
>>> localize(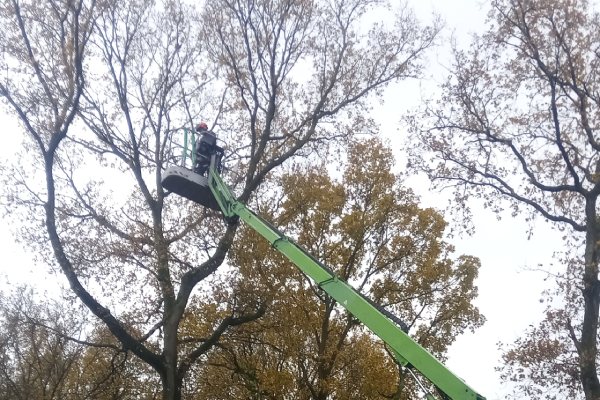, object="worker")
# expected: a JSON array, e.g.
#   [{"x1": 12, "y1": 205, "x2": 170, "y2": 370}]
[{"x1": 194, "y1": 122, "x2": 217, "y2": 176}]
